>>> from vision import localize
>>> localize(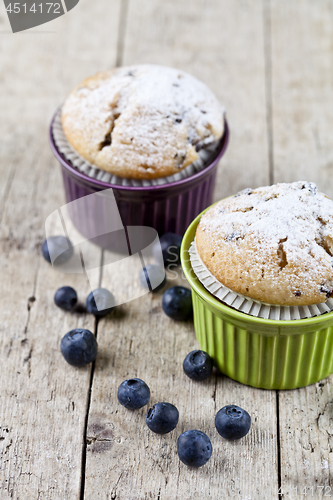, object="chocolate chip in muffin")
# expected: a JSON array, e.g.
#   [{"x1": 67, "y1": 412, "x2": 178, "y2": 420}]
[
  {"x1": 195, "y1": 140, "x2": 215, "y2": 152},
  {"x1": 174, "y1": 152, "x2": 186, "y2": 168},
  {"x1": 226, "y1": 232, "x2": 242, "y2": 242},
  {"x1": 235, "y1": 188, "x2": 253, "y2": 197},
  {"x1": 294, "y1": 290, "x2": 302, "y2": 297},
  {"x1": 194, "y1": 142, "x2": 203, "y2": 152},
  {"x1": 300, "y1": 182, "x2": 318, "y2": 195},
  {"x1": 320, "y1": 285, "x2": 333, "y2": 298}
]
